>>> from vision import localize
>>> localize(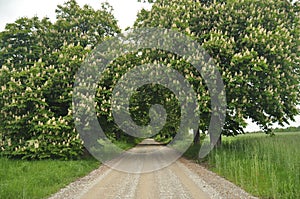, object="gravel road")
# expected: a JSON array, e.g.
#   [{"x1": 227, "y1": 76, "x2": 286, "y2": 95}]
[{"x1": 49, "y1": 139, "x2": 258, "y2": 199}]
